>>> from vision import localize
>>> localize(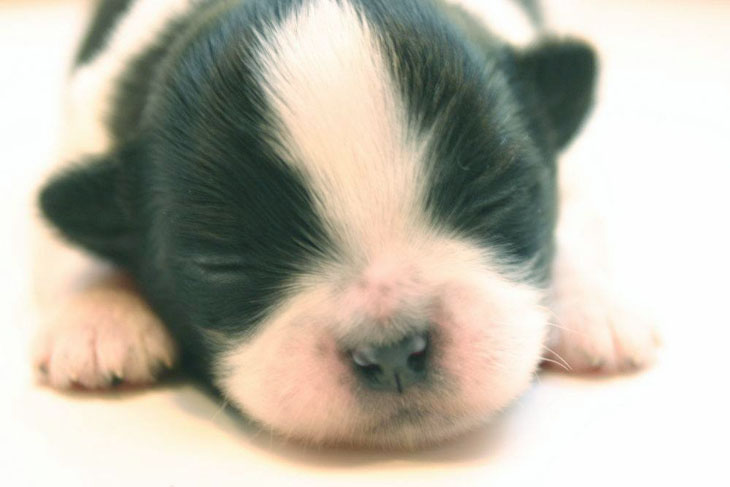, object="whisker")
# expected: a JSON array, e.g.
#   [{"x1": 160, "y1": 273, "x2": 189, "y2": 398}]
[
  {"x1": 542, "y1": 344, "x2": 571, "y2": 370},
  {"x1": 209, "y1": 398, "x2": 231, "y2": 422},
  {"x1": 541, "y1": 356, "x2": 570, "y2": 371},
  {"x1": 545, "y1": 316, "x2": 586, "y2": 338},
  {"x1": 545, "y1": 321, "x2": 576, "y2": 333}
]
